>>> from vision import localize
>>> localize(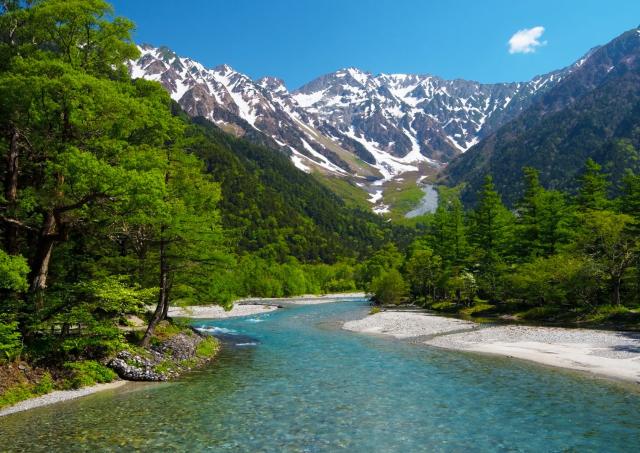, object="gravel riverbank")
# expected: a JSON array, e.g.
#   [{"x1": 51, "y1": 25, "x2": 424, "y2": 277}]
[
  {"x1": 168, "y1": 293, "x2": 365, "y2": 319},
  {"x1": 0, "y1": 381, "x2": 128, "y2": 417},
  {"x1": 344, "y1": 310, "x2": 640, "y2": 383}
]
